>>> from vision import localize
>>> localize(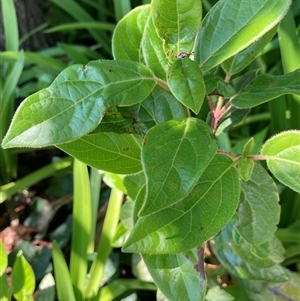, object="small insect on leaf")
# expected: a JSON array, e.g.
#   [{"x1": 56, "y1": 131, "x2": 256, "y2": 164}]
[{"x1": 176, "y1": 52, "x2": 193, "y2": 59}]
